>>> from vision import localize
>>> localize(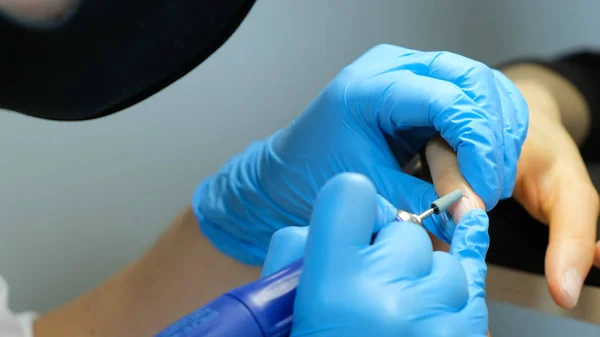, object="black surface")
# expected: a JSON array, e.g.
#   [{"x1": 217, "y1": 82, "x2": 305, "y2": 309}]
[
  {"x1": 0, "y1": 0, "x2": 256, "y2": 121},
  {"x1": 487, "y1": 196, "x2": 600, "y2": 287},
  {"x1": 499, "y1": 50, "x2": 600, "y2": 164}
]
